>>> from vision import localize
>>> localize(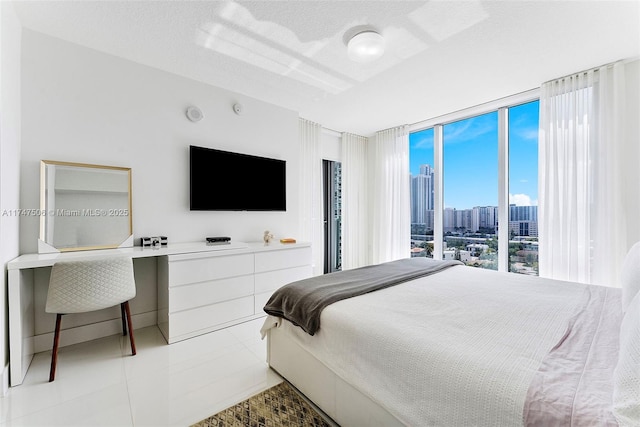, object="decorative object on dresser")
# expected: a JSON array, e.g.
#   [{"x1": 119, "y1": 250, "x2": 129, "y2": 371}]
[
  {"x1": 205, "y1": 236, "x2": 231, "y2": 245},
  {"x1": 45, "y1": 257, "x2": 137, "y2": 381},
  {"x1": 142, "y1": 236, "x2": 168, "y2": 248},
  {"x1": 263, "y1": 230, "x2": 274, "y2": 245}
]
